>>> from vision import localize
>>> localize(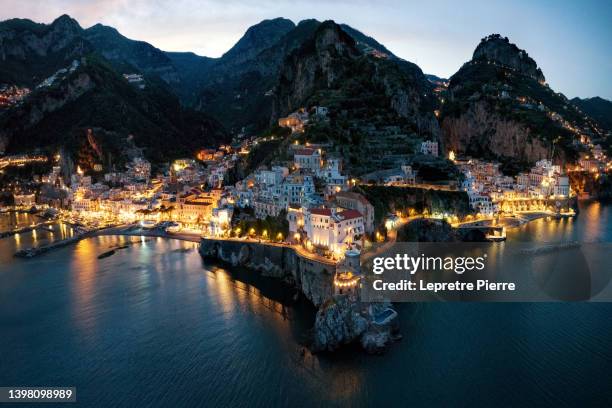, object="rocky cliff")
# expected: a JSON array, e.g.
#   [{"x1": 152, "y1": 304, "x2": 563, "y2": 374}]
[
  {"x1": 272, "y1": 21, "x2": 436, "y2": 124},
  {"x1": 273, "y1": 21, "x2": 360, "y2": 117},
  {"x1": 440, "y1": 34, "x2": 598, "y2": 166},
  {"x1": 442, "y1": 100, "x2": 550, "y2": 163},
  {"x1": 199, "y1": 238, "x2": 336, "y2": 307},
  {"x1": 313, "y1": 296, "x2": 399, "y2": 353},
  {"x1": 472, "y1": 34, "x2": 544, "y2": 82}
]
